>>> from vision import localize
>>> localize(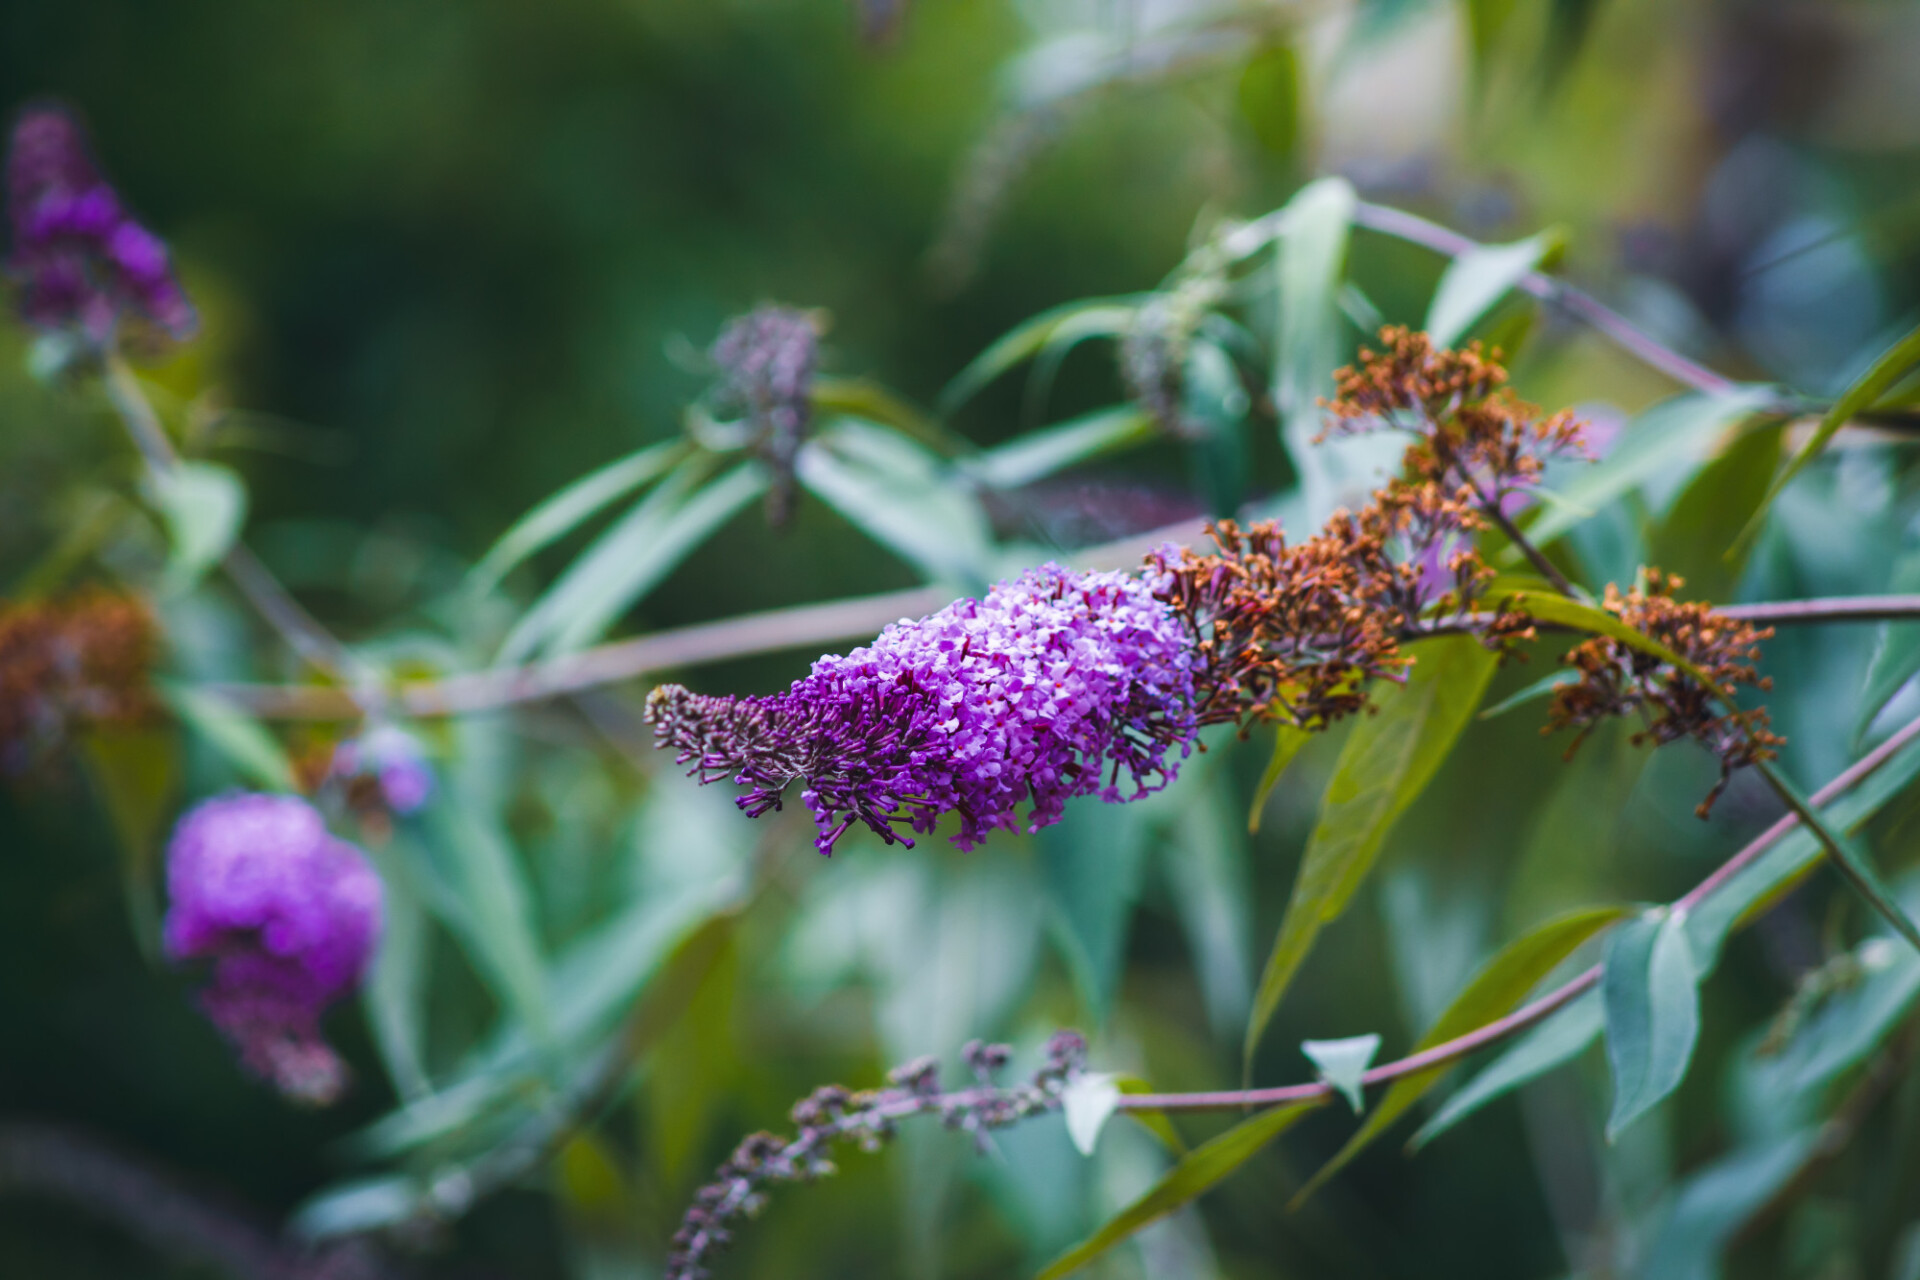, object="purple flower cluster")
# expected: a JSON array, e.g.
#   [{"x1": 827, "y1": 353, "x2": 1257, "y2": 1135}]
[
  {"x1": 647, "y1": 563, "x2": 1198, "y2": 854},
  {"x1": 163, "y1": 793, "x2": 383, "y2": 1104},
  {"x1": 5, "y1": 105, "x2": 195, "y2": 342},
  {"x1": 331, "y1": 725, "x2": 434, "y2": 815}
]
